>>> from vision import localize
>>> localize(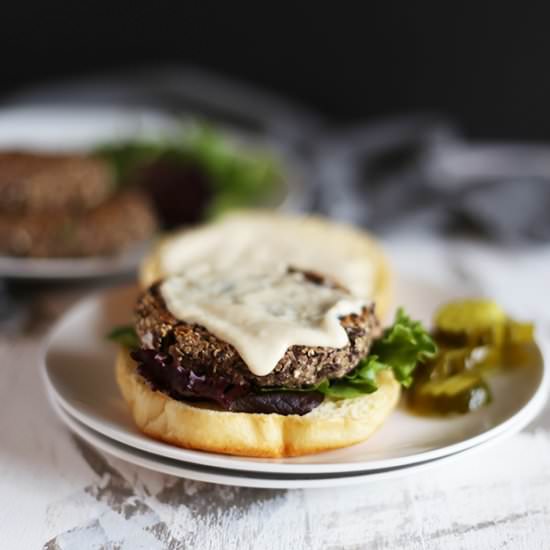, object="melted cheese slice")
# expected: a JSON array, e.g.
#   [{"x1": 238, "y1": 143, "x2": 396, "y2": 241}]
[
  {"x1": 158, "y1": 212, "x2": 376, "y2": 299},
  {"x1": 160, "y1": 266, "x2": 366, "y2": 376}
]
